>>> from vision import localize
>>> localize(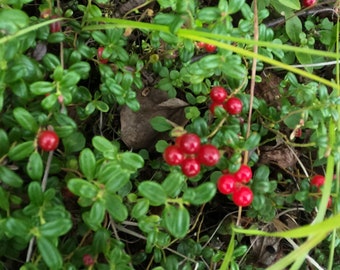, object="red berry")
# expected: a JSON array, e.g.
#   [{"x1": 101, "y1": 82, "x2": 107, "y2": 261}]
[
  {"x1": 181, "y1": 158, "x2": 200, "y2": 177},
  {"x1": 50, "y1": 15, "x2": 61, "y2": 33},
  {"x1": 295, "y1": 128, "x2": 302, "y2": 138},
  {"x1": 311, "y1": 175, "x2": 325, "y2": 188},
  {"x1": 217, "y1": 174, "x2": 236, "y2": 195},
  {"x1": 224, "y1": 97, "x2": 243, "y2": 115},
  {"x1": 83, "y1": 254, "x2": 95, "y2": 266},
  {"x1": 234, "y1": 164, "x2": 252, "y2": 184},
  {"x1": 302, "y1": 0, "x2": 317, "y2": 7},
  {"x1": 232, "y1": 186, "x2": 253, "y2": 207},
  {"x1": 97, "y1": 47, "x2": 109, "y2": 64},
  {"x1": 197, "y1": 144, "x2": 220, "y2": 166},
  {"x1": 327, "y1": 197, "x2": 332, "y2": 208},
  {"x1": 178, "y1": 133, "x2": 201, "y2": 154},
  {"x1": 196, "y1": 41, "x2": 206, "y2": 48},
  {"x1": 204, "y1": 44, "x2": 217, "y2": 53},
  {"x1": 163, "y1": 145, "x2": 184, "y2": 166},
  {"x1": 210, "y1": 86, "x2": 227, "y2": 104},
  {"x1": 38, "y1": 130, "x2": 59, "y2": 151}
]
